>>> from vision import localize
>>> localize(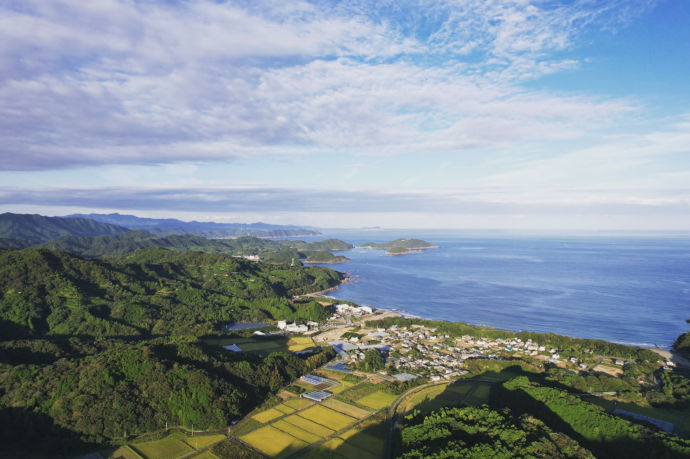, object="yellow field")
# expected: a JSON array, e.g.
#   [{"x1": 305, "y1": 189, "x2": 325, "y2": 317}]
[
  {"x1": 240, "y1": 425, "x2": 307, "y2": 458},
  {"x1": 356, "y1": 391, "x2": 398, "y2": 410},
  {"x1": 282, "y1": 414, "x2": 334, "y2": 438},
  {"x1": 287, "y1": 336, "x2": 314, "y2": 352},
  {"x1": 322, "y1": 398, "x2": 371, "y2": 419},
  {"x1": 283, "y1": 397, "x2": 314, "y2": 410},
  {"x1": 299, "y1": 405, "x2": 356, "y2": 431},
  {"x1": 273, "y1": 419, "x2": 323, "y2": 443},
  {"x1": 328, "y1": 383, "x2": 348, "y2": 394},
  {"x1": 106, "y1": 445, "x2": 142, "y2": 459},
  {"x1": 131, "y1": 436, "x2": 194, "y2": 459},
  {"x1": 398, "y1": 384, "x2": 447, "y2": 414},
  {"x1": 339, "y1": 431, "x2": 383, "y2": 456},
  {"x1": 274, "y1": 403, "x2": 296, "y2": 415},
  {"x1": 252, "y1": 407, "x2": 284, "y2": 423},
  {"x1": 184, "y1": 433, "x2": 226, "y2": 450}
]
